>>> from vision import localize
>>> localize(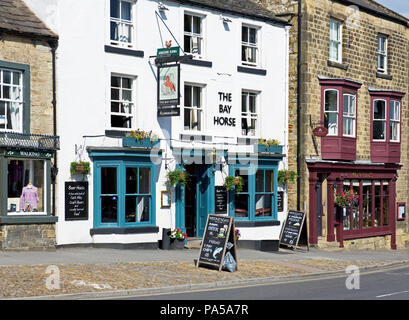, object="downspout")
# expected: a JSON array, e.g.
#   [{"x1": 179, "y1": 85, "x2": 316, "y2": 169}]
[
  {"x1": 49, "y1": 39, "x2": 58, "y2": 217},
  {"x1": 296, "y1": 0, "x2": 302, "y2": 211}
]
